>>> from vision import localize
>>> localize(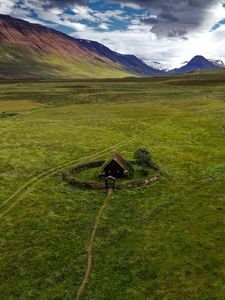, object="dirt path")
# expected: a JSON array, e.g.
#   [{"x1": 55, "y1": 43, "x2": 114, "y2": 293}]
[
  {"x1": 75, "y1": 189, "x2": 112, "y2": 300},
  {"x1": 0, "y1": 116, "x2": 174, "y2": 218}
]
